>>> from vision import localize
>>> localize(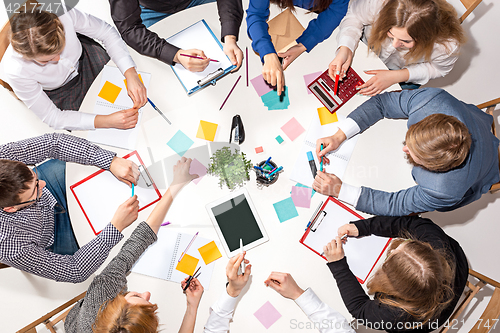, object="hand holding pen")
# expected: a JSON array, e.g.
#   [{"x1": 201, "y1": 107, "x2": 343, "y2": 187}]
[
  {"x1": 337, "y1": 223, "x2": 359, "y2": 241},
  {"x1": 226, "y1": 251, "x2": 251, "y2": 297},
  {"x1": 316, "y1": 131, "x2": 347, "y2": 165},
  {"x1": 174, "y1": 49, "x2": 210, "y2": 72},
  {"x1": 181, "y1": 274, "x2": 203, "y2": 308}
]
